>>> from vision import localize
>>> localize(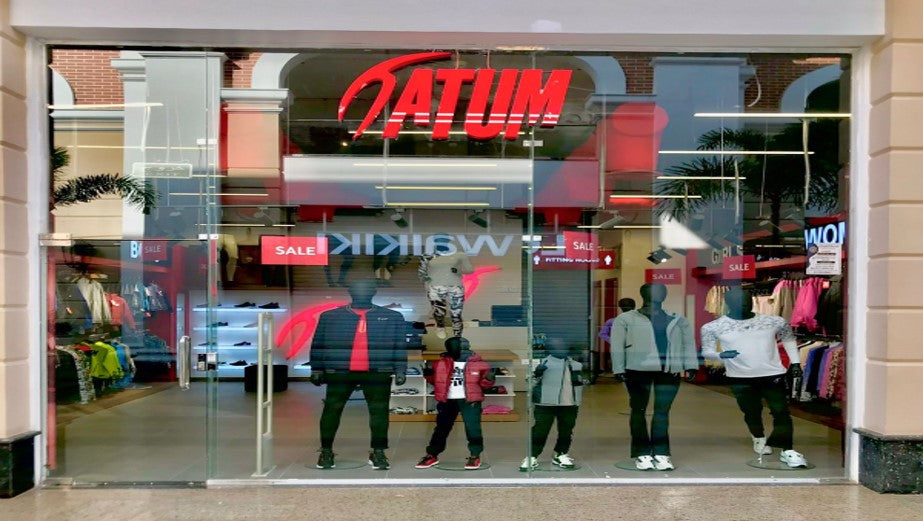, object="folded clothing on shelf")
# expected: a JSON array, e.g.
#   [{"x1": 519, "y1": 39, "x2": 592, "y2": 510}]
[
  {"x1": 405, "y1": 367, "x2": 422, "y2": 376},
  {"x1": 391, "y1": 388, "x2": 420, "y2": 395},
  {"x1": 389, "y1": 406, "x2": 420, "y2": 415},
  {"x1": 482, "y1": 404, "x2": 512, "y2": 415},
  {"x1": 484, "y1": 385, "x2": 508, "y2": 395}
]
